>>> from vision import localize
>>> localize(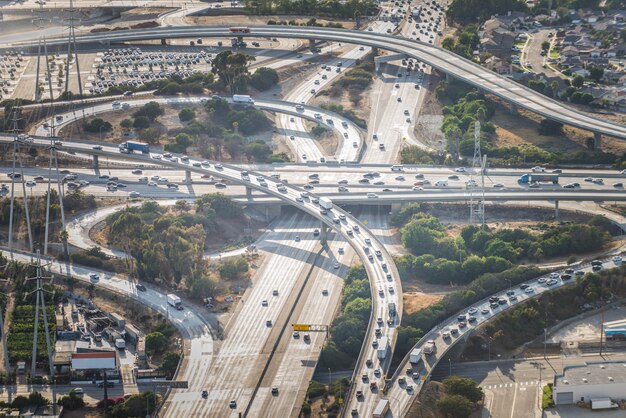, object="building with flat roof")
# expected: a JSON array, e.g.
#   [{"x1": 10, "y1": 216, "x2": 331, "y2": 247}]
[{"x1": 553, "y1": 362, "x2": 626, "y2": 405}]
